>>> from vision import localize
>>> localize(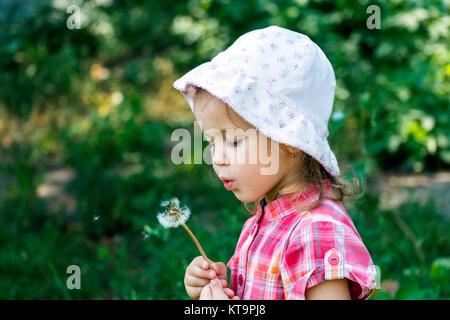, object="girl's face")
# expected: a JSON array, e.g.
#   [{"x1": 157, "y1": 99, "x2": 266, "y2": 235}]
[{"x1": 194, "y1": 92, "x2": 297, "y2": 203}]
